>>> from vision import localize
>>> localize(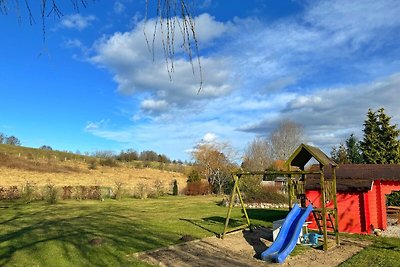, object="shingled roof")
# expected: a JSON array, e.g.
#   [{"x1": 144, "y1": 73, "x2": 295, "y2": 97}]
[{"x1": 306, "y1": 164, "x2": 400, "y2": 192}]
